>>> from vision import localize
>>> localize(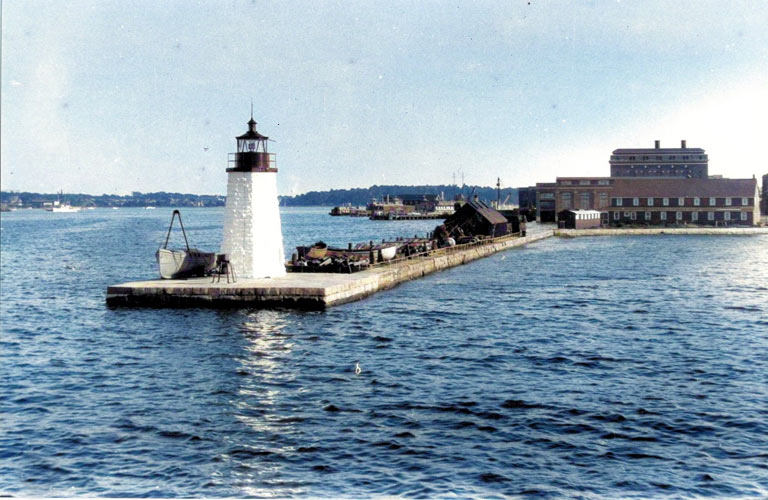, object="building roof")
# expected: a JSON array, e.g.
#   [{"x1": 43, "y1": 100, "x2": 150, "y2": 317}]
[
  {"x1": 560, "y1": 209, "x2": 603, "y2": 215},
  {"x1": 466, "y1": 200, "x2": 509, "y2": 225},
  {"x1": 611, "y1": 178, "x2": 757, "y2": 198},
  {"x1": 237, "y1": 118, "x2": 269, "y2": 140},
  {"x1": 612, "y1": 147, "x2": 705, "y2": 155}
]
